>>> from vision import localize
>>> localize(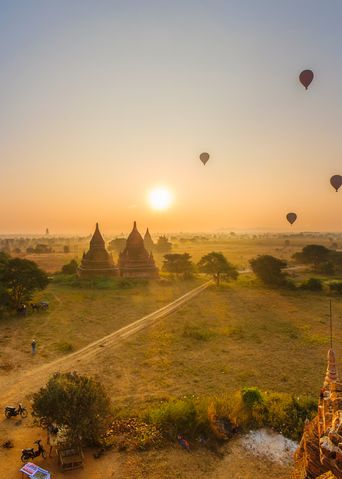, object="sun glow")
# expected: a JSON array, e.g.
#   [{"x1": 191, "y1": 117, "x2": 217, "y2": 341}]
[{"x1": 148, "y1": 187, "x2": 173, "y2": 211}]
